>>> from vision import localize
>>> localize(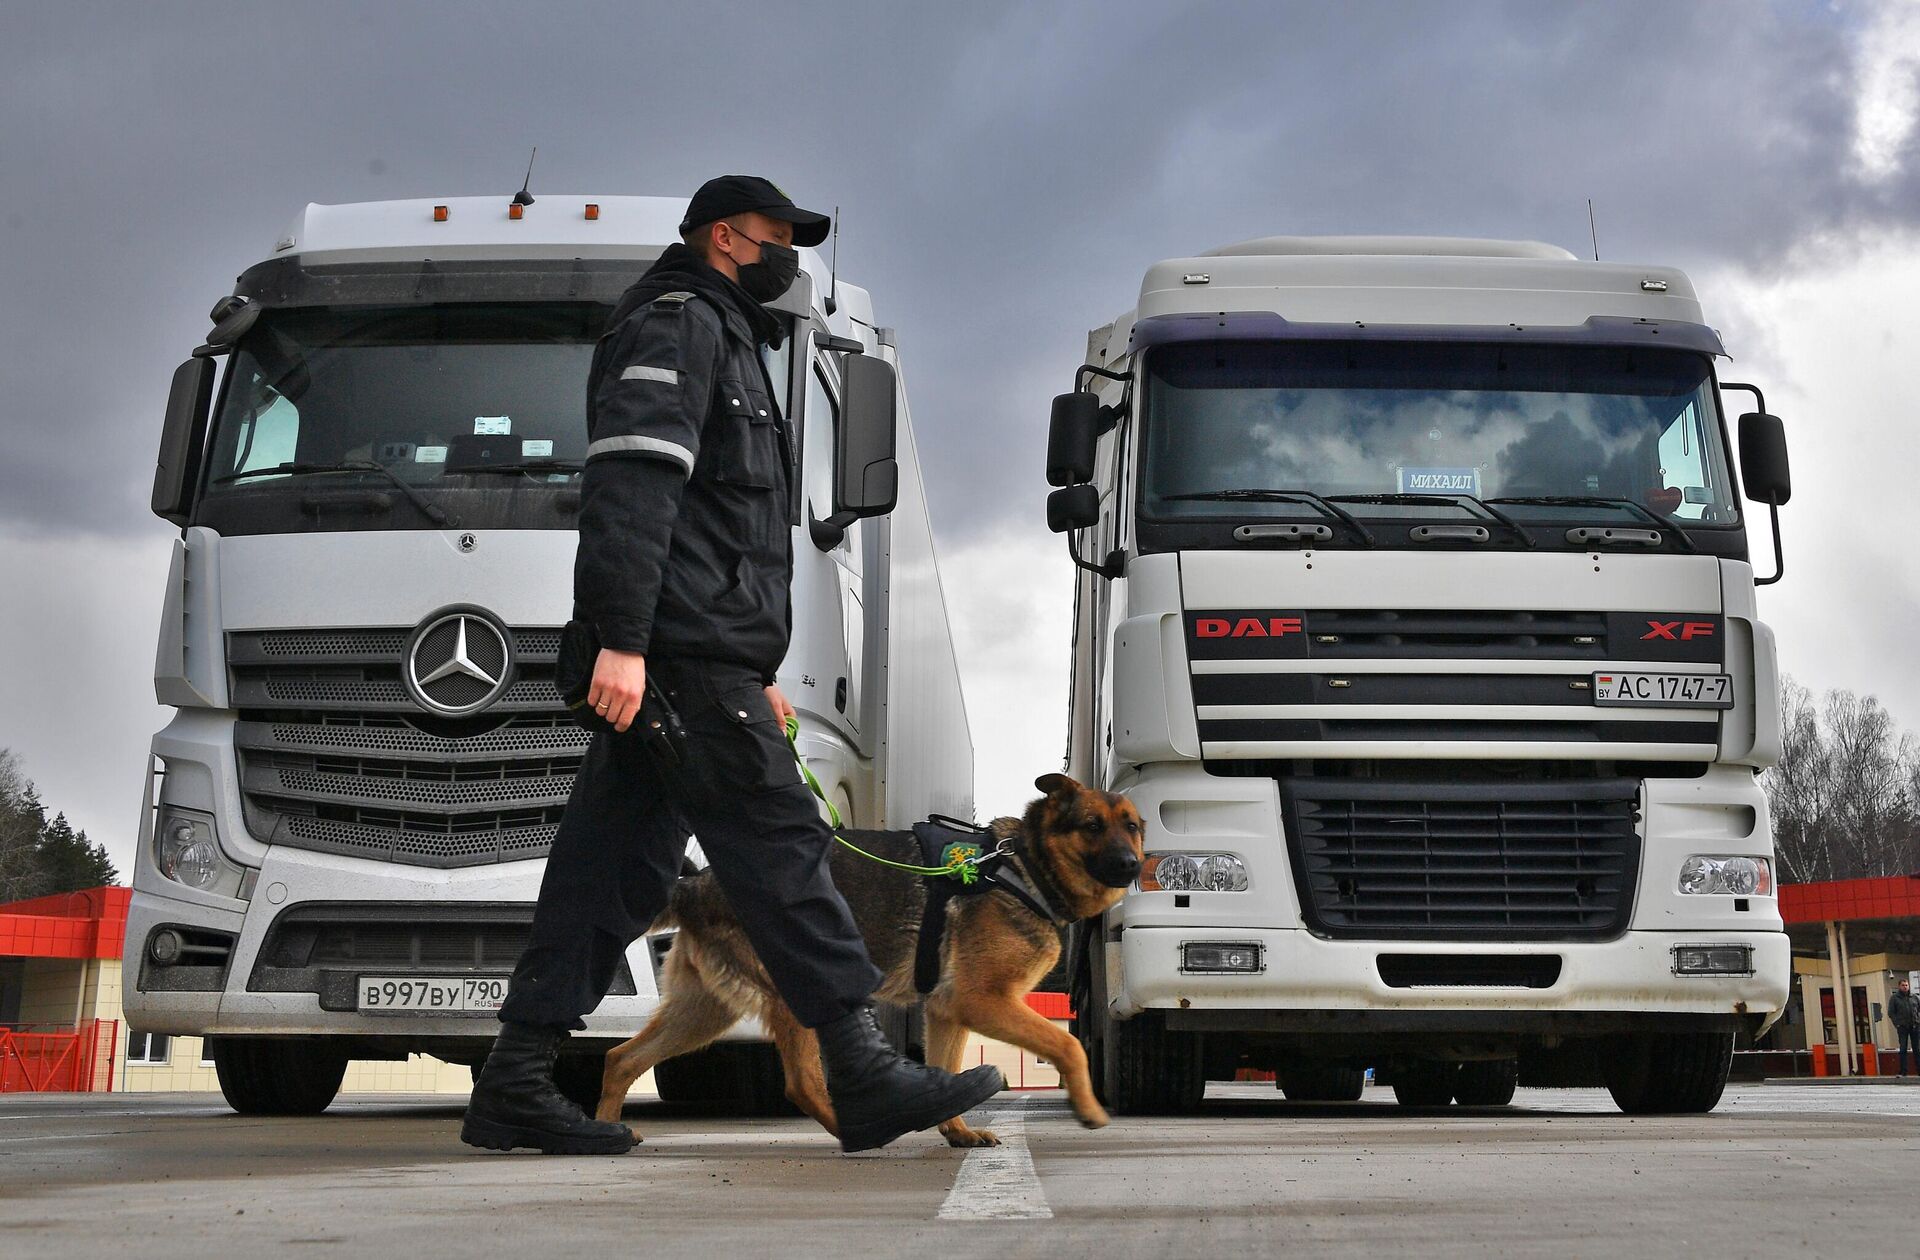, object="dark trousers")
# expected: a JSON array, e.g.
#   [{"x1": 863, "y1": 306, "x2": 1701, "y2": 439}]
[
  {"x1": 1899, "y1": 1025, "x2": 1919, "y2": 1075},
  {"x1": 499, "y1": 656, "x2": 883, "y2": 1030}
]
